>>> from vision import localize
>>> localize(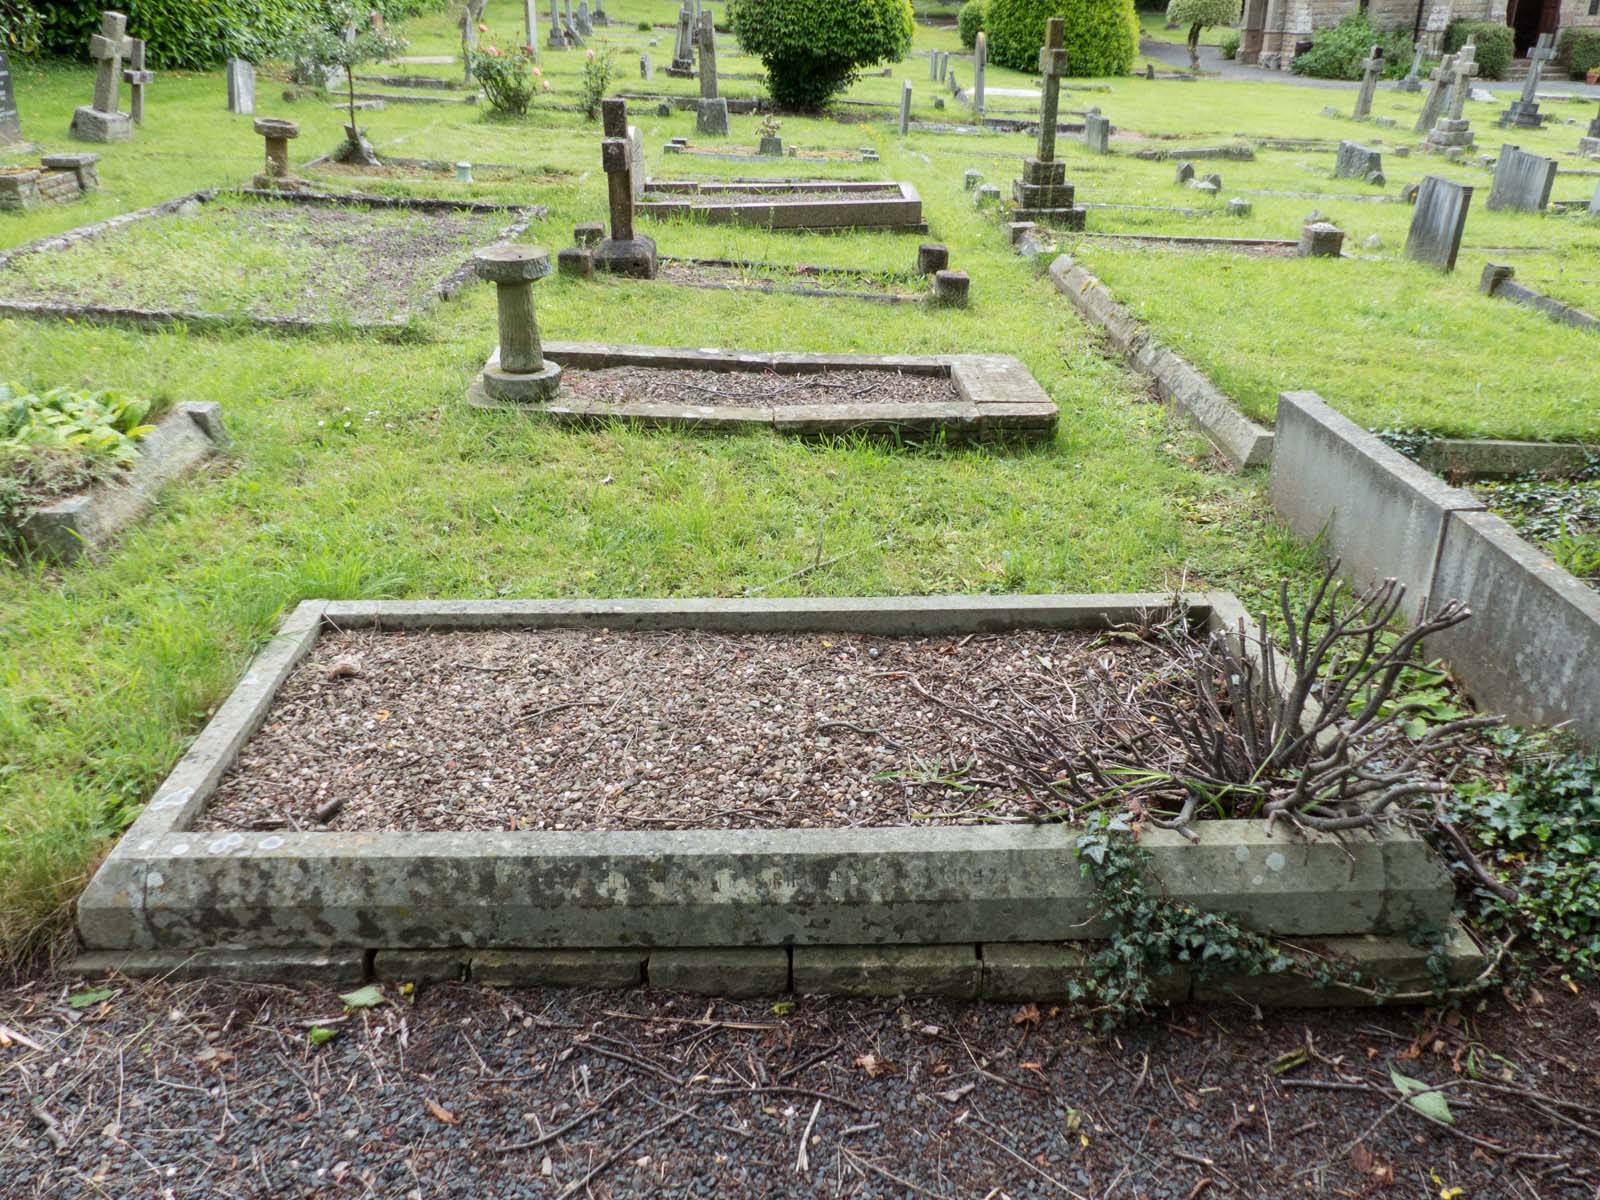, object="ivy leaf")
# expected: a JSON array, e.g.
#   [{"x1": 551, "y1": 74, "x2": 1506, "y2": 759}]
[
  {"x1": 1390, "y1": 1066, "x2": 1454, "y2": 1124},
  {"x1": 309, "y1": 1025, "x2": 340, "y2": 1047}
]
